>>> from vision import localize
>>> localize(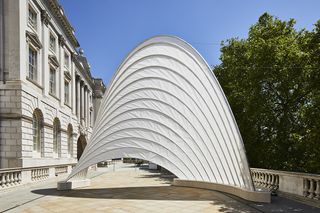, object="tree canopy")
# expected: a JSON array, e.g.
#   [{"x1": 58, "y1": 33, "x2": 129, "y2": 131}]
[{"x1": 214, "y1": 13, "x2": 320, "y2": 173}]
